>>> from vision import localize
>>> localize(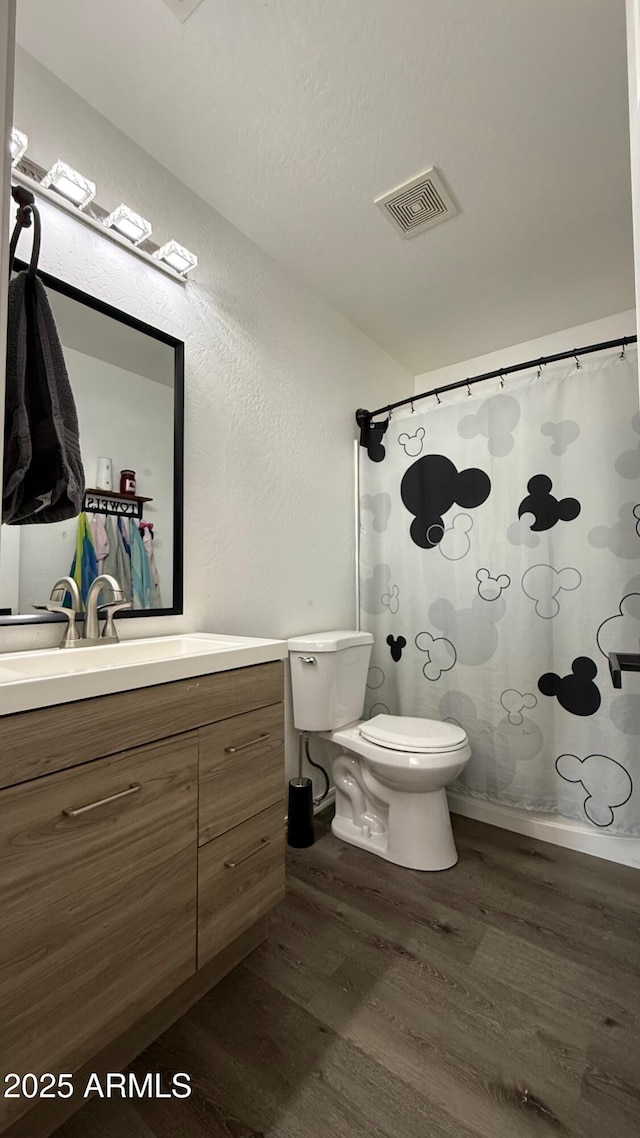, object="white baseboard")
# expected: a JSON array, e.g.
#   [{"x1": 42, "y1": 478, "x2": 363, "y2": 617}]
[{"x1": 448, "y1": 791, "x2": 640, "y2": 870}]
